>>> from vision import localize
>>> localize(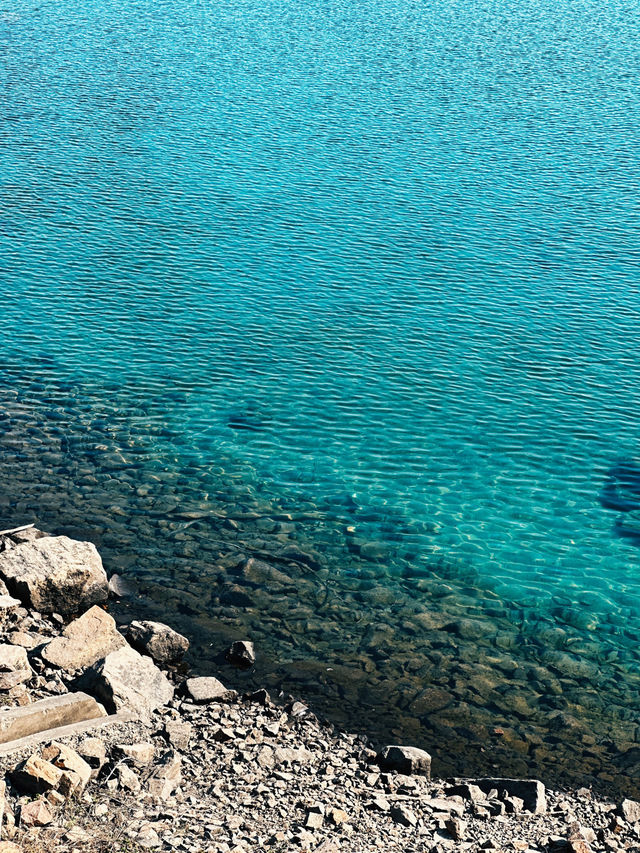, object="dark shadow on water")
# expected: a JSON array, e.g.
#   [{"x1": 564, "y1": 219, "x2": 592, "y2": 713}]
[{"x1": 600, "y1": 459, "x2": 640, "y2": 513}]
